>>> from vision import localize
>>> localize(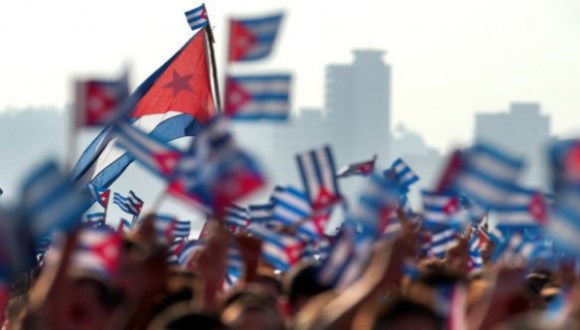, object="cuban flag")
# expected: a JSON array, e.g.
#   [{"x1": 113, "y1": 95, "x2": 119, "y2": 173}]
[
  {"x1": 85, "y1": 212, "x2": 106, "y2": 228},
  {"x1": 421, "y1": 191, "x2": 464, "y2": 229},
  {"x1": 71, "y1": 31, "x2": 215, "y2": 188},
  {"x1": 385, "y1": 158, "x2": 419, "y2": 192},
  {"x1": 70, "y1": 227, "x2": 123, "y2": 280},
  {"x1": 248, "y1": 202, "x2": 274, "y2": 223},
  {"x1": 428, "y1": 227, "x2": 459, "y2": 258},
  {"x1": 247, "y1": 223, "x2": 304, "y2": 272},
  {"x1": 317, "y1": 174, "x2": 399, "y2": 289},
  {"x1": 113, "y1": 191, "x2": 144, "y2": 216},
  {"x1": 185, "y1": 3, "x2": 209, "y2": 31},
  {"x1": 117, "y1": 218, "x2": 132, "y2": 234},
  {"x1": 467, "y1": 231, "x2": 485, "y2": 272},
  {"x1": 154, "y1": 214, "x2": 178, "y2": 244},
  {"x1": 495, "y1": 186, "x2": 548, "y2": 230},
  {"x1": 224, "y1": 205, "x2": 249, "y2": 229},
  {"x1": 453, "y1": 143, "x2": 524, "y2": 209},
  {"x1": 178, "y1": 239, "x2": 205, "y2": 266},
  {"x1": 224, "y1": 242, "x2": 244, "y2": 291},
  {"x1": 549, "y1": 139, "x2": 580, "y2": 196},
  {"x1": 174, "y1": 220, "x2": 191, "y2": 238},
  {"x1": 74, "y1": 74, "x2": 129, "y2": 127},
  {"x1": 296, "y1": 145, "x2": 342, "y2": 210},
  {"x1": 167, "y1": 118, "x2": 265, "y2": 212},
  {"x1": 84, "y1": 183, "x2": 111, "y2": 209},
  {"x1": 499, "y1": 232, "x2": 539, "y2": 262},
  {"x1": 224, "y1": 74, "x2": 291, "y2": 120},
  {"x1": 21, "y1": 161, "x2": 92, "y2": 241},
  {"x1": 112, "y1": 121, "x2": 182, "y2": 179},
  {"x1": 545, "y1": 203, "x2": 580, "y2": 254},
  {"x1": 336, "y1": 155, "x2": 377, "y2": 178},
  {"x1": 228, "y1": 13, "x2": 283, "y2": 62},
  {"x1": 167, "y1": 238, "x2": 188, "y2": 265}
]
